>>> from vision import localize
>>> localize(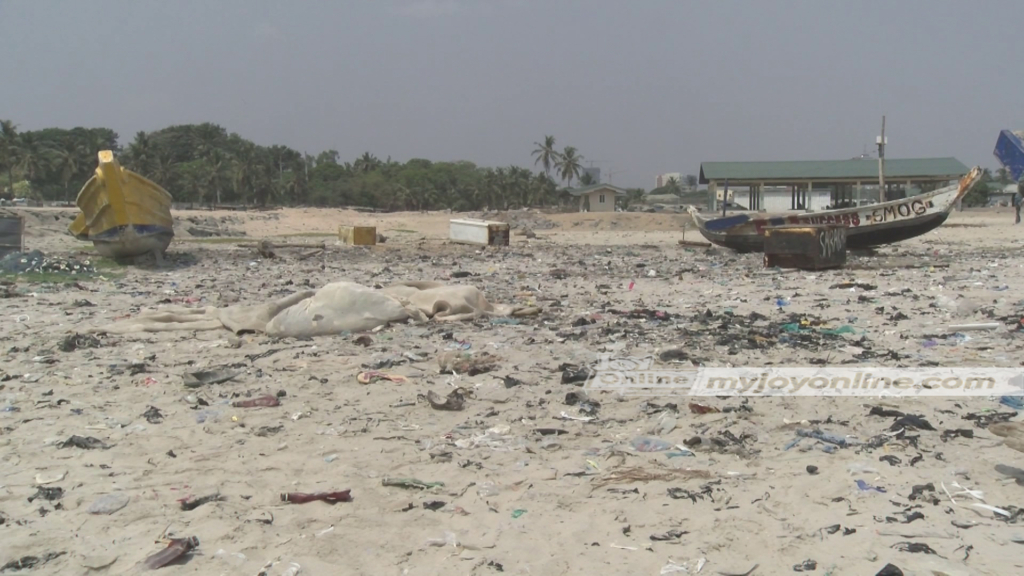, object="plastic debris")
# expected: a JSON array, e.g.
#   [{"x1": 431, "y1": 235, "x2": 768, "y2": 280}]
[
  {"x1": 143, "y1": 536, "x2": 199, "y2": 569},
  {"x1": 856, "y1": 479, "x2": 887, "y2": 493},
  {"x1": 280, "y1": 490, "x2": 352, "y2": 504},
  {"x1": 631, "y1": 436, "x2": 674, "y2": 452},
  {"x1": 182, "y1": 367, "x2": 241, "y2": 388},
  {"x1": 87, "y1": 492, "x2": 130, "y2": 514},
  {"x1": 382, "y1": 477, "x2": 444, "y2": 490}
]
